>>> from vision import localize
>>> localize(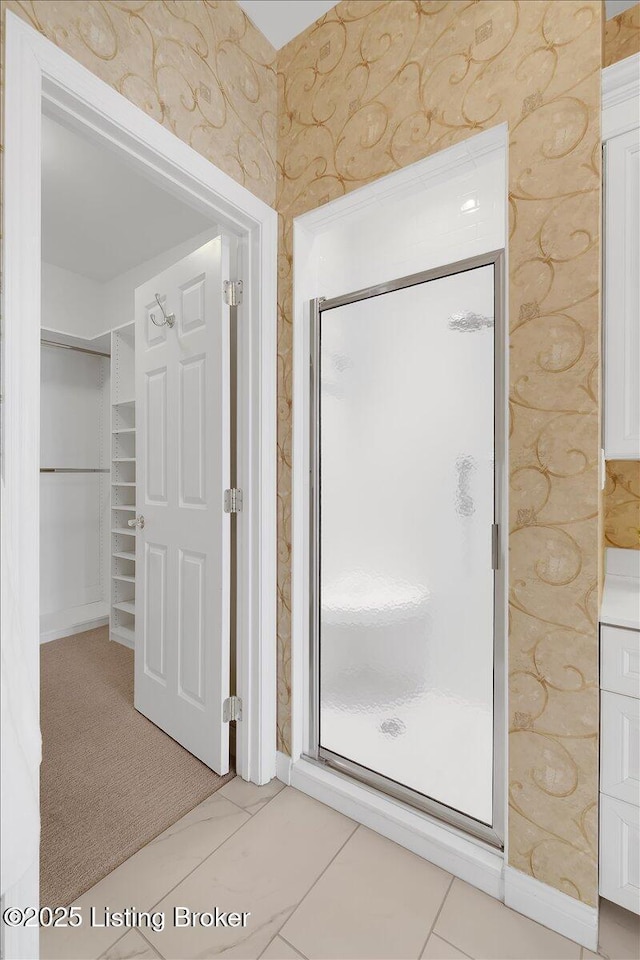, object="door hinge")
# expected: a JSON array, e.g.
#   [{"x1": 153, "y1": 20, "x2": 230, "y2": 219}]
[
  {"x1": 223, "y1": 280, "x2": 243, "y2": 306},
  {"x1": 224, "y1": 488, "x2": 243, "y2": 513},
  {"x1": 491, "y1": 523, "x2": 500, "y2": 571},
  {"x1": 223, "y1": 696, "x2": 242, "y2": 723}
]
